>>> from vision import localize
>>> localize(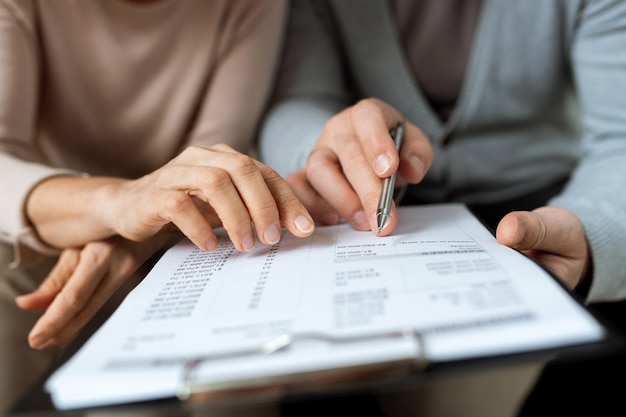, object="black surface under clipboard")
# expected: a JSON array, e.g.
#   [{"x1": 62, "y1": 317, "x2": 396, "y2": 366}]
[{"x1": 8, "y1": 278, "x2": 623, "y2": 417}]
